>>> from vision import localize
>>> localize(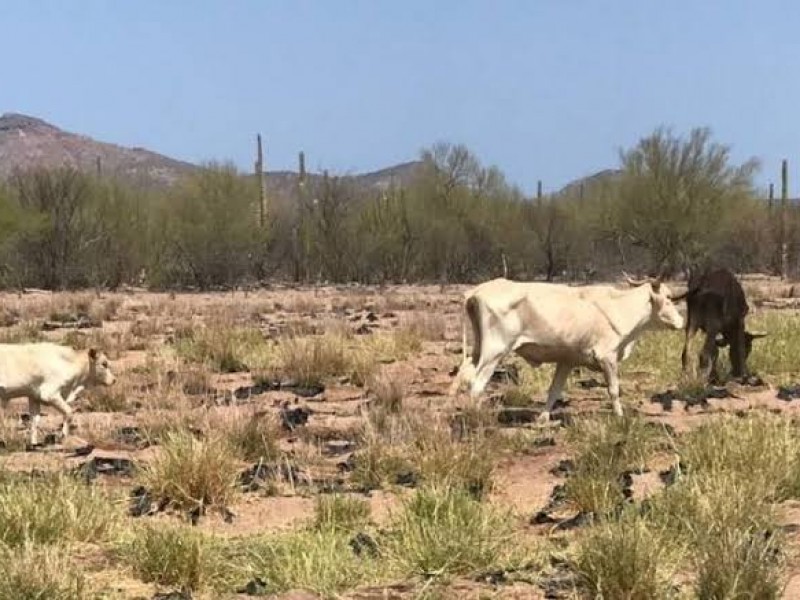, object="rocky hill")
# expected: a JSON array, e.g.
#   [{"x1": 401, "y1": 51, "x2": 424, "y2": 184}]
[{"x1": 0, "y1": 112, "x2": 423, "y2": 192}]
